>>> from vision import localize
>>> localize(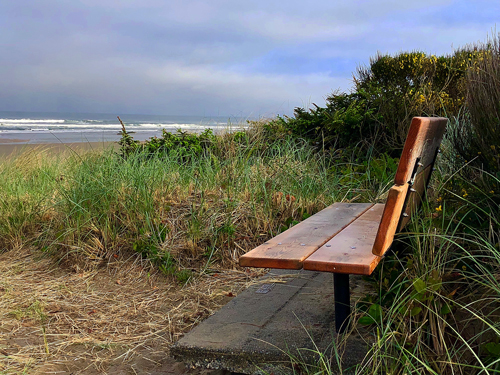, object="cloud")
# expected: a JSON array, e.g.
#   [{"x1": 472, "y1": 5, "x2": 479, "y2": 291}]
[
  {"x1": 1, "y1": 55, "x2": 347, "y2": 116},
  {"x1": 0, "y1": 0, "x2": 498, "y2": 115}
]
